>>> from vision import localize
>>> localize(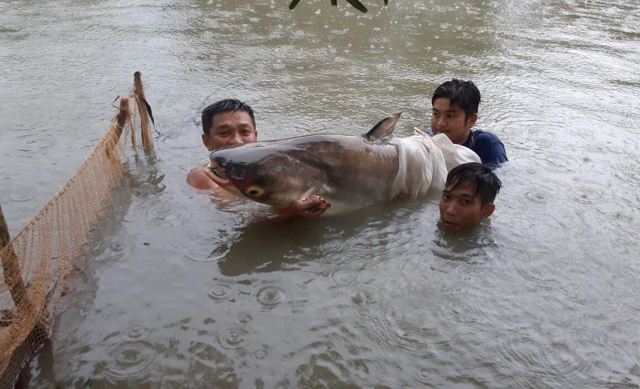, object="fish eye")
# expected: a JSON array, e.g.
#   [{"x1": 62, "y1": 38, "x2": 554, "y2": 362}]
[{"x1": 245, "y1": 185, "x2": 264, "y2": 197}]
